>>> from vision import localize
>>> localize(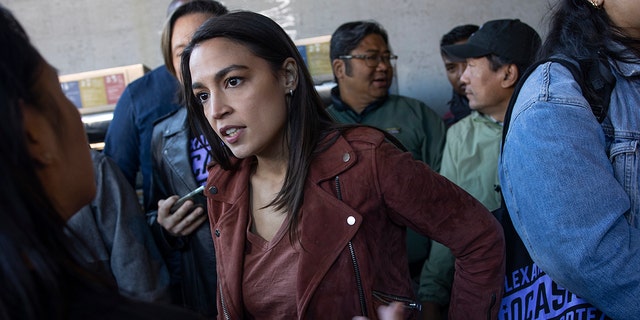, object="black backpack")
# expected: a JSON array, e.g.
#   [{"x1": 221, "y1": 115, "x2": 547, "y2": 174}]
[{"x1": 493, "y1": 55, "x2": 616, "y2": 318}]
